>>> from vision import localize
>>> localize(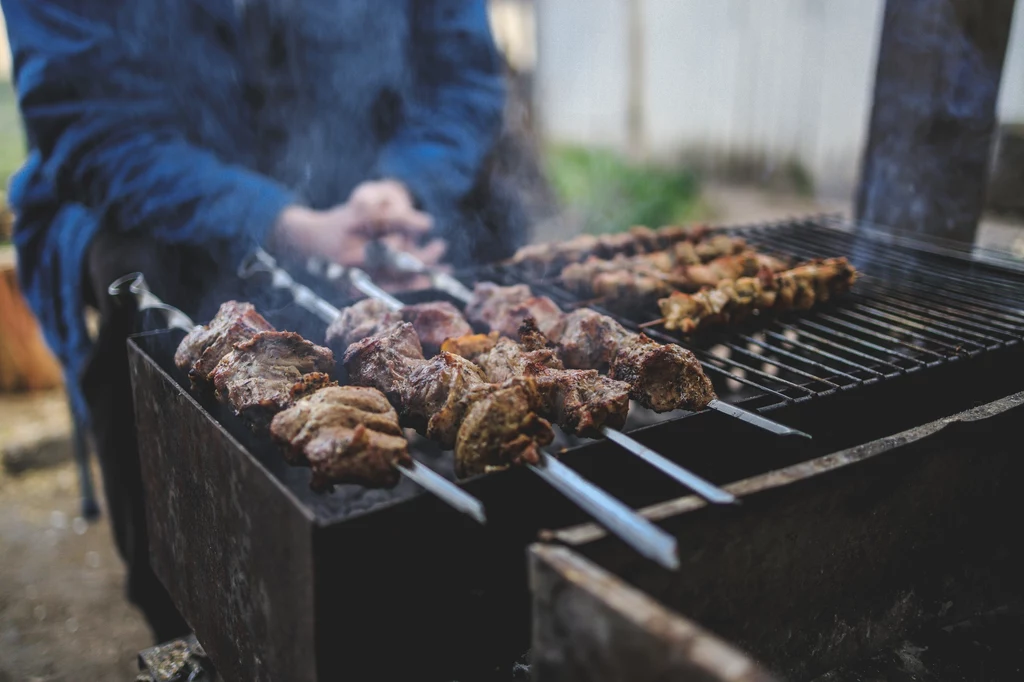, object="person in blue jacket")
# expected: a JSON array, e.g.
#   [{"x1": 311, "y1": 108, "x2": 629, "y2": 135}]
[{"x1": 3, "y1": 0, "x2": 517, "y2": 641}]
